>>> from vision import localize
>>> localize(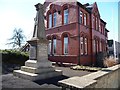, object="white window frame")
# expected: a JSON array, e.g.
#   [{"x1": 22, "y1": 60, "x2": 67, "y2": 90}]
[
  {"x1": 53, "y1": 12, "x2": 57, "y2": 27},
  {"x1": 64, "y1": 36, "x2": 68, "y2": 54},
  {"x1": 49, "y1": 14, "x2": 52, "y2": 28},
  {"x1": 64, "y1": 9, "x2": 68, "y2": 24}
]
